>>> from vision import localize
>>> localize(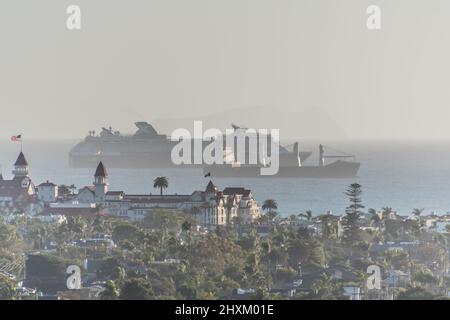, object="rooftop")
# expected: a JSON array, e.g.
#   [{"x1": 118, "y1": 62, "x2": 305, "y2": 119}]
[
  {"x1": 38, "y1": 181, "x2": 57, "y2": 187},
  {"x1": 94, "y1": 161, "x2": 107, "y2": 177},
  {"x1": 223, "y1": 187, "x2": 251, "y2": 197},
  {"x1": 14, "y1": 152, "x2": 28, "y2": 166}
]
